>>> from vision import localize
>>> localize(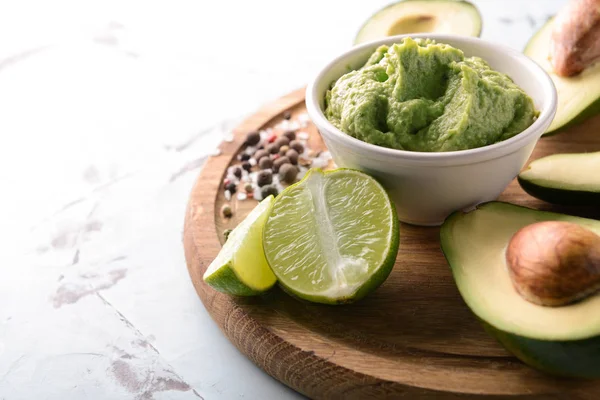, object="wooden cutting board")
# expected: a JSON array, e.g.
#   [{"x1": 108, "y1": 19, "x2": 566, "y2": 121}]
[{"x1": 183, "y1": 88, "x2": 600, "y2": 400}]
